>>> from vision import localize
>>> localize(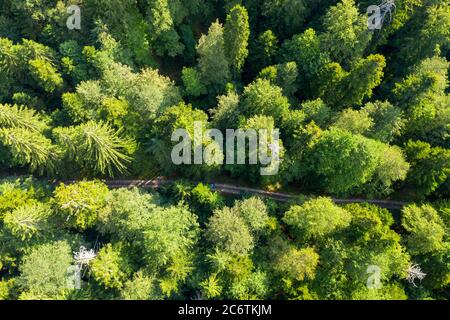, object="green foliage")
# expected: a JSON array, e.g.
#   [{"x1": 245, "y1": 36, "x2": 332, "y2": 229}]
[
  {"x1": 240, "y1": 78, "x2": 290, "y2": 124},
  {"x1": 196, "y1": 21, "x2": 231, "y2": 93},
  {"x1": 181, "y1": 67, "x2": 207, "y2": 97},
  {"x1": 121, "y1": 271, "x2": 160, "y2": 300},
  {"x1": 274, "y1": 246, "x2": 320, "y2": 281},
  {"x1": 53, "y1": 121, "x2": 133, "y2": 177},
  {"x1": 362, "y1": 101, "x2": 405, "y2": 143},
  {"x1": 18, "y1": 241, "x2": 74, "y2": 299},
  {"x1": 226, "y1": 115, "x2": 285, "y2": 185},
  {"x1": 283, "y1": 198, "x2": 351, "y2": 241},
  {"x1": 393, "y1": 56, "x2": 449, "y2": 109},
  {"x1": 28, "y1": 58, "x2": 63, "y2": 93},
  {"x1": 0, "y1": 104, "x2": 48, "y2": 132},
  {"x1": 147, "y1": 0, "x2": 184, "y2": 57},
  {"x1": 261, "y1": 0, "x2": 310, "y2": 37},
  {"x1": 248, "y1": 30, "x2": 279, "y2": 74},
  {"x1": 229, "y1": 270, "x2": 269, "y2": 300},
  {"x1": 206, "y1": 207, "x2": 254, "y2": 256},
  {"x1": 332, "y1": 108, "x2": 374, "y2": 135},
  {"x1": 404, "y1": 140, "x2": 450, "y2": 197},
  {"x1": 233, "y1": 197, "x2": 269, "y2": 235},
  {"x1": 259, "y1": 62, "x2": 298, "y2": 98},
  {"x1": 280, "y1": 28, "x2": 330, "y2": 97},
  {"x1": 350, "y1": 283, "x2": 408, "y2": 300},
  {"x1": 189, "y1": 183, "x2": 224, "y2": 223},
  {"x1": 0, "y1": 127, "x2": 59, "y2": 175},
  {"x1": 150, "y1": 102, "x2": 221, "y2": 178},
  {"x1": 53, "y1": 181, "x2": 109, "y2": 230},
  {"x1": 402, "y1": 204, "x2": 445, "y2": 255},
  {"x1": 320, "y1": 0, "x2": 372, "y2": 67},
  {"x1": 300, "y1": 99, "x2": 332, "y2": 128},
  {"x1": 3, "y1": 203, "x2": 53, "y2": 241},
  {"x1": 0, "y1": 0, "x2": 448, "y2": 301},
  {"x1": 91, "y1": 243, "x2": 132, "y2": 290},
  {"x1": 211, "y1": 91, "x2": 241, "y2": 130},
  {"x1": 307, "y1": 129, "x2": 378, "y2": 194},
  {"x1": 224, "y1": 5, "x2": 250, "y2": 77},
  {"x1": 395, "y1": 1, "x2": 450, "y2": 66}
]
